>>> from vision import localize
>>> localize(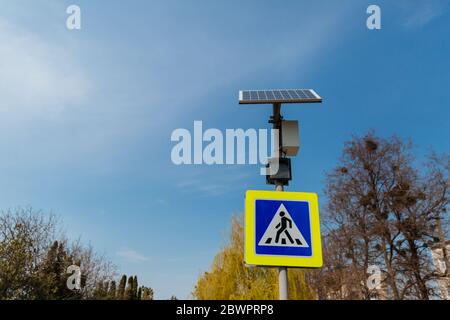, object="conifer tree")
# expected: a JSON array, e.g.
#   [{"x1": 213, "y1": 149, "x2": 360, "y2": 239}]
[
  {"x1": 118, "y1": 275, "x2": 127, "y2": 299},
  {"x1": 125, "y1": 276, "x2": 134, "y2": 300},
  {"x1": 108, "y1": 281, "x2": 117, "y2": 299},
  {"x1": 132, "y1": 276, "x2": 138, "y2": 300}
]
